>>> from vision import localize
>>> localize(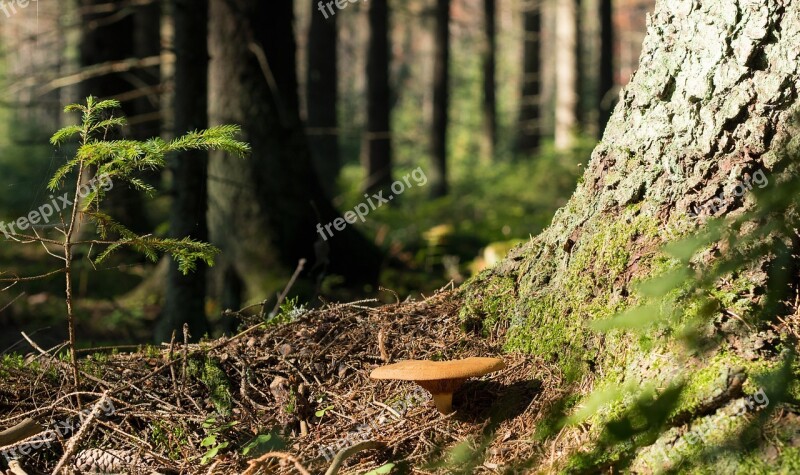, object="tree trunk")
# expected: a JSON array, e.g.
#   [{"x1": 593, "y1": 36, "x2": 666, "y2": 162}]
[
  {"x1": 554, "y1": 0, "x2": 580, "y2": 150},
  {"x1": 363, "y1": 0, "x2": 393, "y2": 194},
  {"x1": 463, "y1": 0, "x2": 800, "y2": 468},
  {"x1": 482, "y1": 0, "x2": 497, "y2": 161},
  {"x1": 306, "y1": 1, "x2": 340, "y2": 198},
  {"x1": 208, "y1": 0, "x2": 381, "y2": 304},
  {"x1": 515, "y1": 0, "x2": 542, "y2": 156},
  {"x1": 598, "y1": 0, "x2": 614, "y2": 133},
  {"x1": 430, "y1": 0, "x2": 450, "y2": 198},
  {"x1": 79, "y1": 0, "x2": 152, "y2": 233},
  {"x1": 159, "y1": 0, "x2": 211, "y2": 343}
]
